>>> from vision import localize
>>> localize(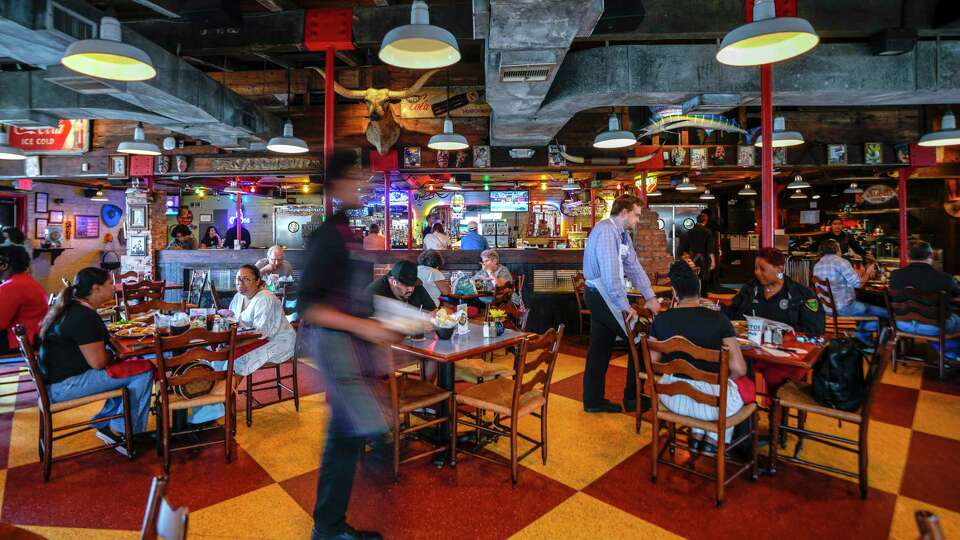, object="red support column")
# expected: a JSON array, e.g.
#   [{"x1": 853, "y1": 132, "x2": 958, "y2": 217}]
[
  {"x1": 590, "y1": 188, "x2": 597, "y2": 227},
  {"x1": 323, "y1": 47, "x2": 335, "y2": 220},
  {"x1": 384, "y1": 173, "x2": 391, "y2": 251},
  {"x1": 760, "y1": 64, "x2": 775, "y2": 248},
  {"x1": 234, "y1": 192, "x2": 242, "y2": 244},
  {"x1": 898, "y1": 168, "x2": 910, "y2": 267},
  {"x1": 407, "y1": 189, "x2": 414, "y2": 249},
  {"x1": 639, "y1": 172, "x2": 648, "y2": 208}
]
